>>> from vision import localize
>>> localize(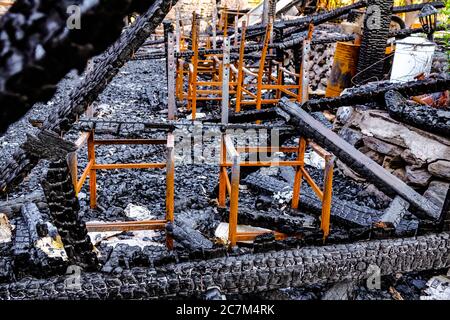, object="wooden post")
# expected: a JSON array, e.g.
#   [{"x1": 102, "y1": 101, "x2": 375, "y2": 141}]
[
  {"x1": 191, "y1": 12, "x2": 199, "y2": 119},
  {"x1": 212, "y1": 5, "x2": 217, "y2": 50},
  {"x1": 167, "y1": 27, "x2": 176, "y2": 120},
  {"x1": 218, "y1": 134, "x2": 227, "y2": 208},
  {"x1": 235, "y1": 22, "x2": 246, "y2": 113},
  {"x1": 221, "y1": 37, "x2": 230, "y2": 124},
  {"x1": 166, "y1": 133, "x2": 175, "y2": 249},
  {"x1": 300, "y1": 39, "x2": 311, "y2": 103}
]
